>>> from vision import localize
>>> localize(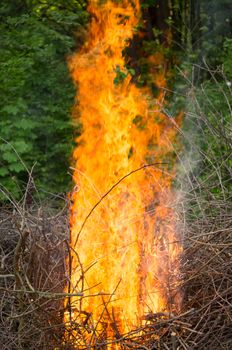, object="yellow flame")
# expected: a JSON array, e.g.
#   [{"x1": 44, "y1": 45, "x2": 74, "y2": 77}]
[{"x1": 65, "y1": 0, "x2": 182, "y2": 346}]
